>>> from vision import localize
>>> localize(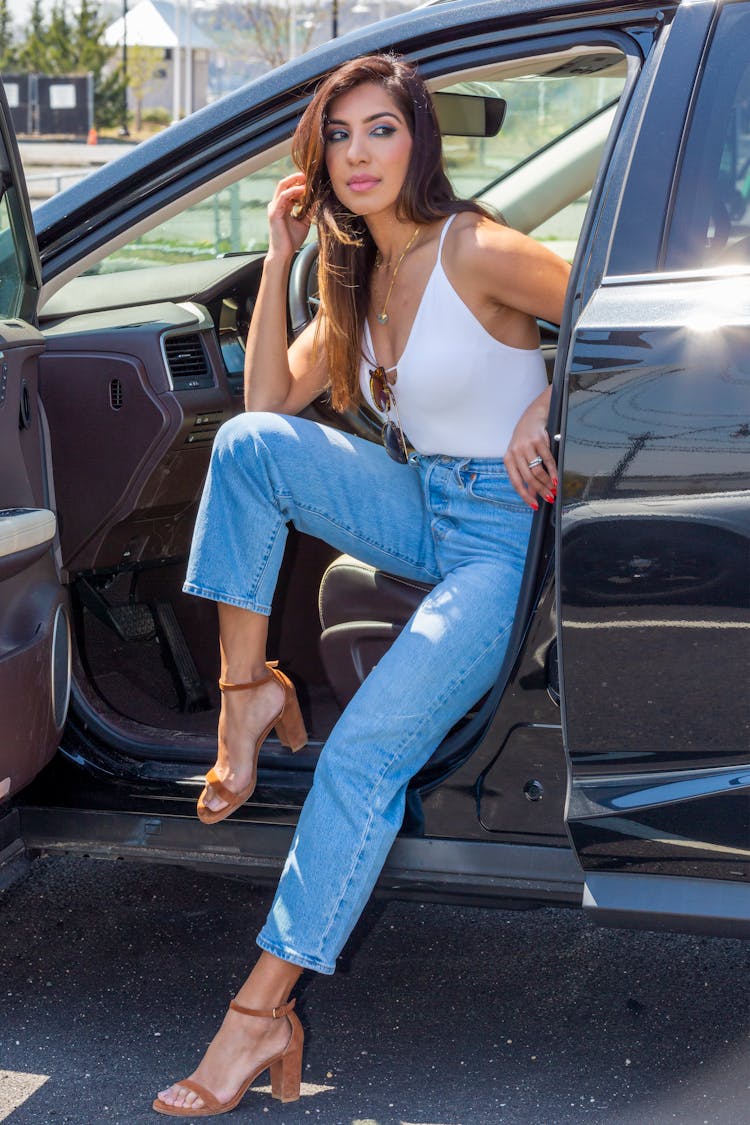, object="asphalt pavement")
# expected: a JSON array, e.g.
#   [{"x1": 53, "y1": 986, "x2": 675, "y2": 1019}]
[{"x1": 1, "y1": 855, "x2": 748, "y2": 1125}]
